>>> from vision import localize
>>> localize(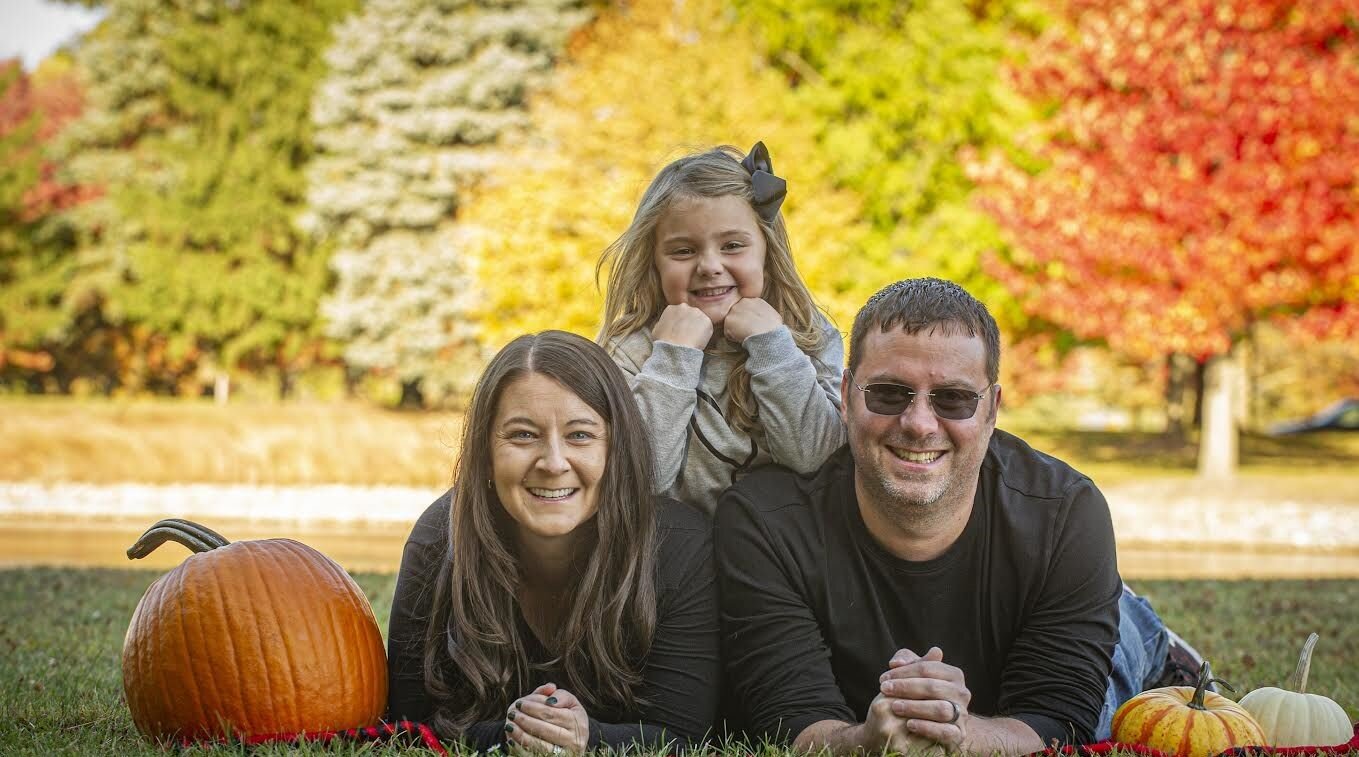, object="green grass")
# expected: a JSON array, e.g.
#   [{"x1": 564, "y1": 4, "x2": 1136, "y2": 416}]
[
  {"x1": 2, "y1": 568, "x2": 1356, "y2": 755},
  {"x1": 1, "y1": 568, "x2": 410, "y2": 755}
]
